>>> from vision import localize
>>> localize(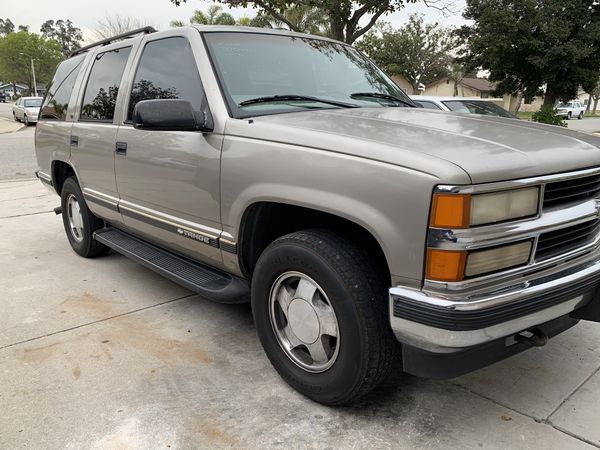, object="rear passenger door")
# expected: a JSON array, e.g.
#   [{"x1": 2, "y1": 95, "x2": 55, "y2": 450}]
[
  {"x1": 70, "y1": 42, "x2": 136, "y2": 224},
  {"x1": 37, "y1": 53, "x2": 89, "y2": 184},
  {"x1": 114, "y1": 32, "x2": 223, "y2": 267}
]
